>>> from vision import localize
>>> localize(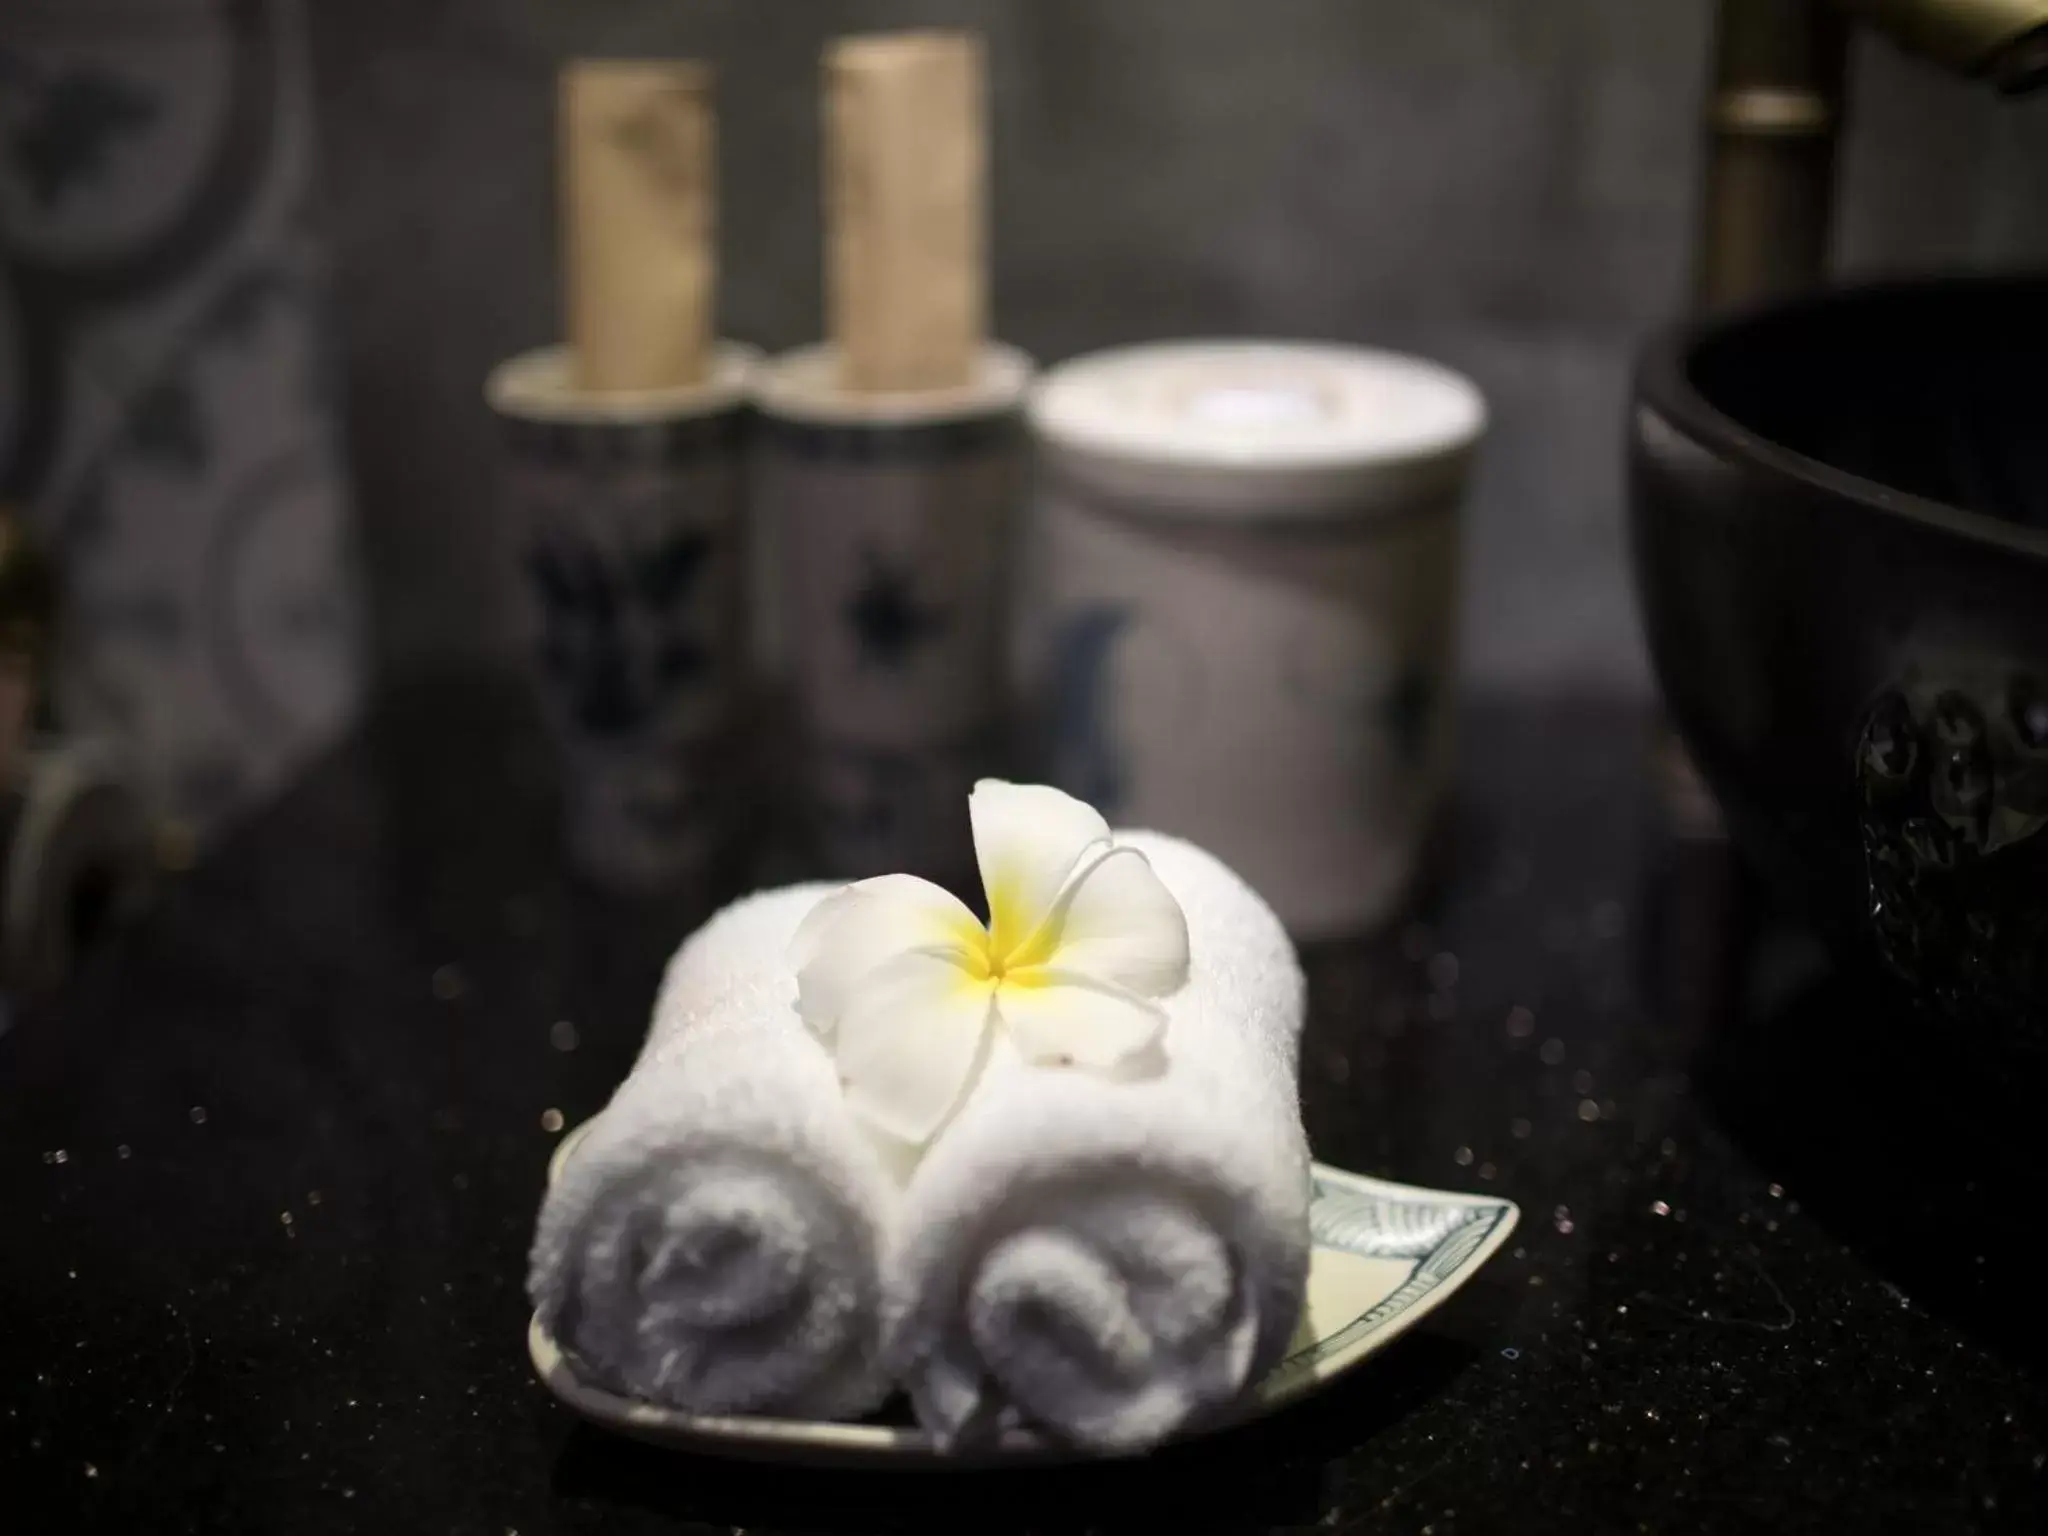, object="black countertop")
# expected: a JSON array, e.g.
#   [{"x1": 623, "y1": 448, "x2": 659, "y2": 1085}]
[{"x1": 4, "y1": 679, "x2": 2045, "y2": 1533}]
